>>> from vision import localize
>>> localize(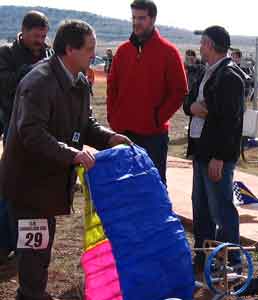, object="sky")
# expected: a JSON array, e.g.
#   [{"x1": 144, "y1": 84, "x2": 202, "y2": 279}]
[{"x1": 1, "y1": 0, "x2": 258, "y2": 37}]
